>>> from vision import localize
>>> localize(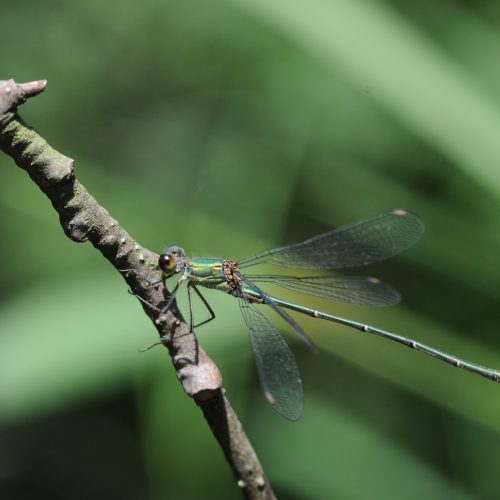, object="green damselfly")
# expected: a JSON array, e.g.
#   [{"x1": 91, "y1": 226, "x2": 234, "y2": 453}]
[{"x1": 154, "y1": 209, "x2": 499, "y2": 420}]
